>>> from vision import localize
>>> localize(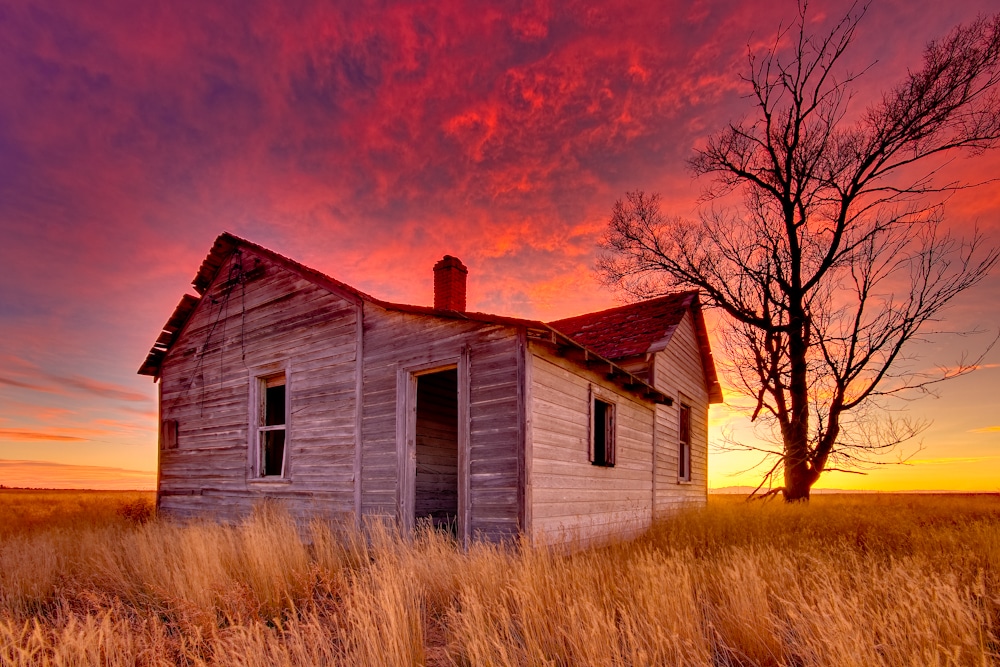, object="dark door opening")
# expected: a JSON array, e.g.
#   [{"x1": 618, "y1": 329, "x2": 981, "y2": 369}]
[{"x1": 414, "y1": 368, "x2": 459, "y2": 534}]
